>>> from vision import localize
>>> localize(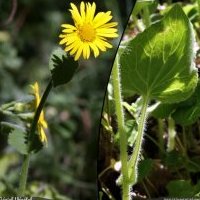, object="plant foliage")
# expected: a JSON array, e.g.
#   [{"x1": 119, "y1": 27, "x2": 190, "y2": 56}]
[
  {"x1": 49, "y1": 48, "x2": 79, "y2": 87},
  {"x1": 120, "y1": 5, "x2": 198, "y2": 103}
]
